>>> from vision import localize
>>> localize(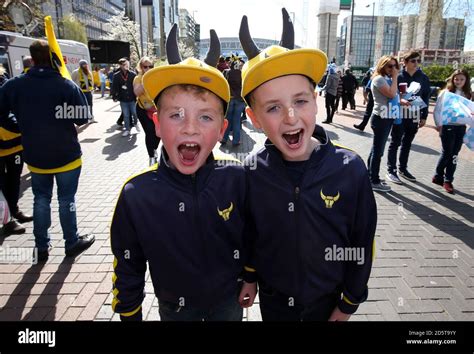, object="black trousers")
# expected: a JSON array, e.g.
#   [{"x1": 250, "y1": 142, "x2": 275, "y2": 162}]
[
  {"x1": 325, "y1": 93, "x2": 337, "y2": 122},
  {"x1": 387, "y1": 119, "x2": 419, "y2": 173},
  {"x1": 357, "y1": 92, "x2": 374, "y2": 130},
  {"x1": 435, "y1": 125, "x2": 466, "y2": 182},
  {"x1": 342, "y1": 90, "x2": 355, "y2": 110},
  {"x1": 136, "y1": 104, "x2": 160, "y2": 158},
  {"x1": 0, "y1": 151, "x2": 24, "y2": 215},
  {"x1": 258, "y1": 281, "x2": 339, "y2": 321}
]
